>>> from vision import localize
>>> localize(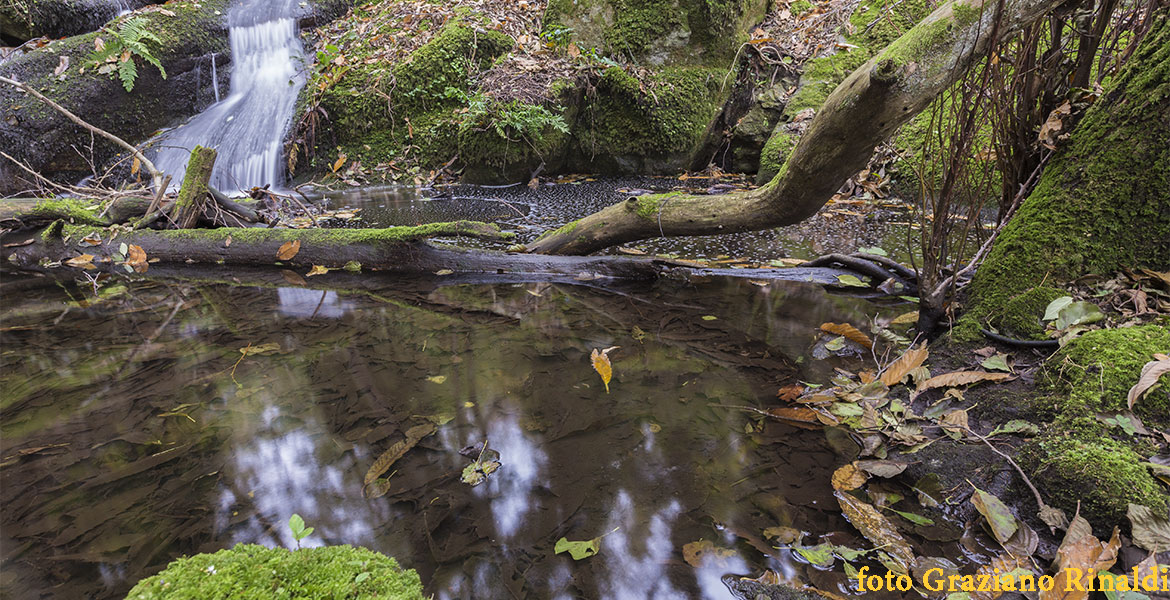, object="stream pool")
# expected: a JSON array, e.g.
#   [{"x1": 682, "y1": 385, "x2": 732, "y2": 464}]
[{"x1": 1, "y1": 180, "x2": 990, "y2": 599}]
